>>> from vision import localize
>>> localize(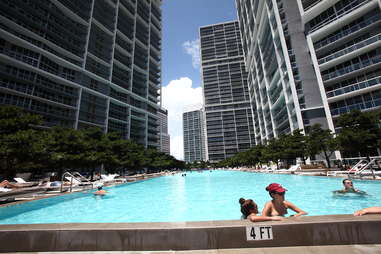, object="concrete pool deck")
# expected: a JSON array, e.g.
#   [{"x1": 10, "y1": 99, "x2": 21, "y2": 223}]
[
  {"x1": 0, "y1": 214, "x2": 380, "y2": 253},
  {"x1": 3, "y1": 245, "x2": 381, "y2": 253}
]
